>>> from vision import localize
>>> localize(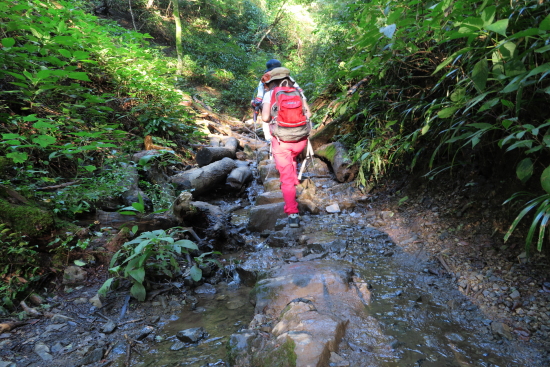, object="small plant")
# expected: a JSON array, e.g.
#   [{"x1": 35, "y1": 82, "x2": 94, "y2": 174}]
[
  {"x1": 0, "y1": 223, "x2": 41, "y2": 306},
  {"x1": 98, "y1": 227, "x2": 206, "y2": 301}
]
